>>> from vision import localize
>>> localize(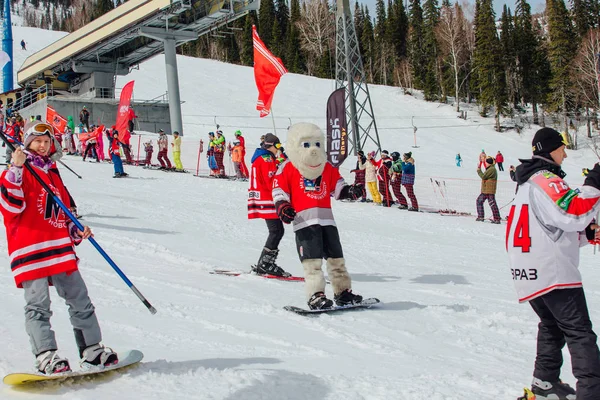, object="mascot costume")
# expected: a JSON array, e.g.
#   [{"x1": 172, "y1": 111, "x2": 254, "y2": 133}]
[{"x1": 272, "y1": 122, "x2": 365, "y2": 309}]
